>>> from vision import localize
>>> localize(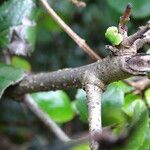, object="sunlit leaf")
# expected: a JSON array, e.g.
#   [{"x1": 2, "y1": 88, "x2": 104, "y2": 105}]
[
  {"x1": 124, "y1": 93, "x2": 141, "y2": 106},
  {"x1": 31, "y1": 91, "x2": 75, "y2": 123}
]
